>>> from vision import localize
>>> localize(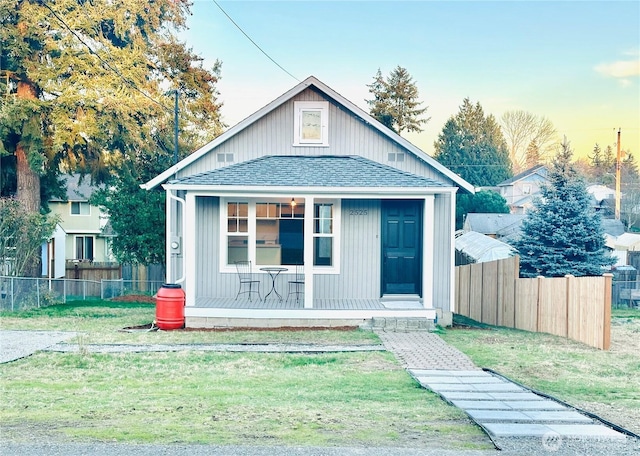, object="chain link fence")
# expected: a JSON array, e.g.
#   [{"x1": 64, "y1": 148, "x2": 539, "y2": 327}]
[
  {"x1": 613, "y1": 280, "x2": 640, "y2": 309},
  {"x1": 0, "y1": 276, "x2": 164, "y2": 311},
  {"x1": 0, "y1": 276, "x2": 636, "y2": 312}
]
